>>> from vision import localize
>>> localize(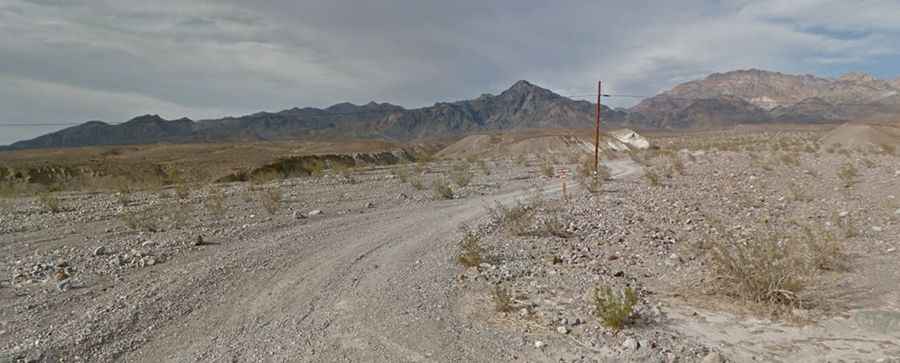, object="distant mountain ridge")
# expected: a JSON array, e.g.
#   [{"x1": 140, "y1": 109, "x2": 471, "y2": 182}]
[
  {"x1": 5, "y1": 70, "x2": 900, "y2": 150},
  {"x1": 630, "y1": 69, "x2": 900, "y2": 128},
  {"x1": 4, "y1": 81, "x2": 626, "y2": 150}
]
